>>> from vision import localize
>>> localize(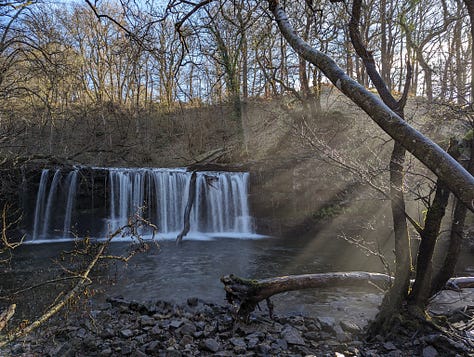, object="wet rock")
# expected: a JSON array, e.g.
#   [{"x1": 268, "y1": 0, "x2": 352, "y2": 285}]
[
  {"x1": 202, "y1": 338, "x2": 220, "y2": 352},
  {"x1": 273, "y1": 338, "x2": 288, "y2": 350},
  {"x1": 256, "y1": 343, "x2": 272, "y2": 355},
  {"x1": 123, "y1": 343, "x2": 136, "y2": 354},
  {"x1": 230, "y1": 337, "x2": 247, "y2": 348},
  {"x1": 169, "y1": 319, "x2": 184, "y2": 328},
  {"x1": 176, "y1": 322, "x2": 197, "y2": 336},
  {"x1": 340, "y1": 320, "x2": 361, "y2": 334},
  {"x1": 52, "y1": 342, "x2": 74, "y2": 357},
  {"x1": 99, "y1": 347, "x2": 113, "y2": 356},
  {"x1": 145, "y1": 340, "x2": 160, "y2": 354},
  {"x1": 76, "y1": 328, "x2": 87, "y2": 338},
  {"x1": 100, "y1": 327, "x2": 115, "y2": 339},
  {"x1": 422, "y1": 345, "x2": 439, "y2": 357},
  {"x1": 303, "y1": 331, "x2": 320, "y2": 340},
  {"x1": 383, "y1": 341, "x2": 397, "y2": 350},
  {"x1": 131, "y1": 350, "x2": 148, "y2": 357},
  {"x1": 317, "y1": 317, "x2": 337, "y2": 333},
  {"x1": 282, "y1": 325, "x2": 306, "y2": 345},
  {"x1": 246, "y1": 337, "x2": 260, "y2": 349},
  {"x1": 387, "y1": 350, "x2": 403, "y2": 357},
  {"x1": 179, "y1": 335, "x2": 193, "y2": 346},
  {"x1": 140, "y1": 315, "x2": 155, "y2": 327},
  {"x1": 163, "y1": 348, "x2": 182, "y2": 357},
  {"x1": 120, "y1": 329, "x2": 134, "y2": 338},
  {"x1": 233, "y1": 345, "x2": 247, "y2": 354}
]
